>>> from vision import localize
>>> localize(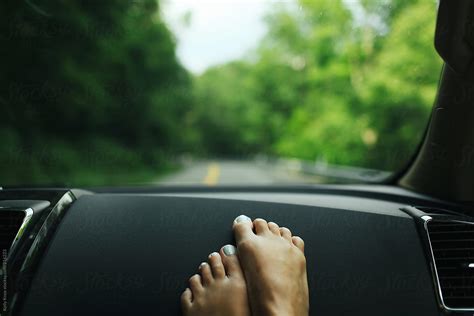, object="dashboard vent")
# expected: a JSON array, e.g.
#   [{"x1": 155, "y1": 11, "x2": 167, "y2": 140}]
[
  {"x1": 427, "y1": 220, "x2": 474, "y2": 309},
  {"x1": 0, "y1": 210, "x2": 26, "y2": 254}
]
